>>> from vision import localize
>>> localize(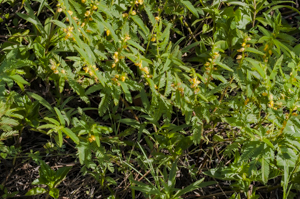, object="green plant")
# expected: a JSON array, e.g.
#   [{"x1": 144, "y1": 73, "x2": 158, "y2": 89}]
[
  {"x1": 25, "y1": 160, "x2": 72, "y2": 199},
  {"x1": 1, "y1": 0, "x2": 300, "y2": 198}
]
